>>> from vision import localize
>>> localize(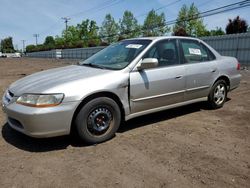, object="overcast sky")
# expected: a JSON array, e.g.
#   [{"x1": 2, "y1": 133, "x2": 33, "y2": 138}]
[{"x1": 0, "y1": 0, "x2": 249, "y2": 50}]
